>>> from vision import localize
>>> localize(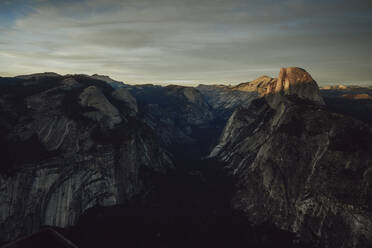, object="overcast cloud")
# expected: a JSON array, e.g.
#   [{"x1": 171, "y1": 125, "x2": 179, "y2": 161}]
[{"x1": 0, "y1": 0, "x2": 371, "y2": 85}]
